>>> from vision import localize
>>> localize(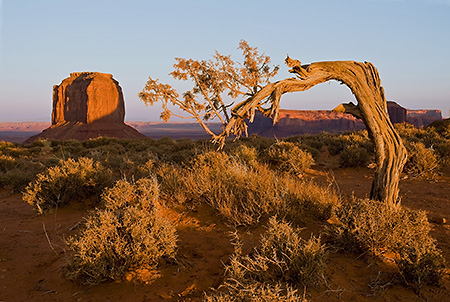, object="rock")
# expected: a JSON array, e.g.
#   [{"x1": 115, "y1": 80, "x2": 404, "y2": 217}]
[
  {"x1": 246, "y1": 110, "x2": 365, "y2": 137},
  {"x1": 52, "y1": 72, "x2": 125, "y2": 125},
  {"x1": 246, "y1": 101, "x2": 442, "y2": 138},
  {"x1": 407, "y1": 109, "x2": 443, "y2": 128},
  {"x1": 387, "y1": 101, "x2": 407, "y2": 124},
  {"x1": 25, "y1": 72, "x2": 145, "y2": 143}
]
